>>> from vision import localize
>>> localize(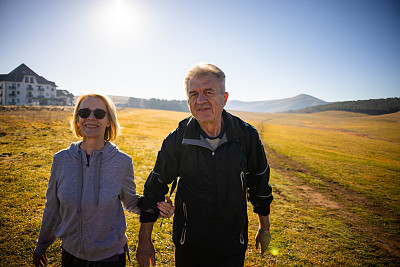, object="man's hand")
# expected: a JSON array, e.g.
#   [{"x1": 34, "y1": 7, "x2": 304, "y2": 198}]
[
  {"x1": 33, "y1": 253, "x2": 48, "y2": 267},
  {"x1": 256, "y1": 215, "x2": 271, "y2": 255},
  {"x1": 136, "y1": 239, "x2": 156, "y2": 267},
  {"x1": 255, "y1": 229, "x2": 271, "y2": 255},
  {"x1": 136, "y1": 222, "x2": 156, "y2": 267}
]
